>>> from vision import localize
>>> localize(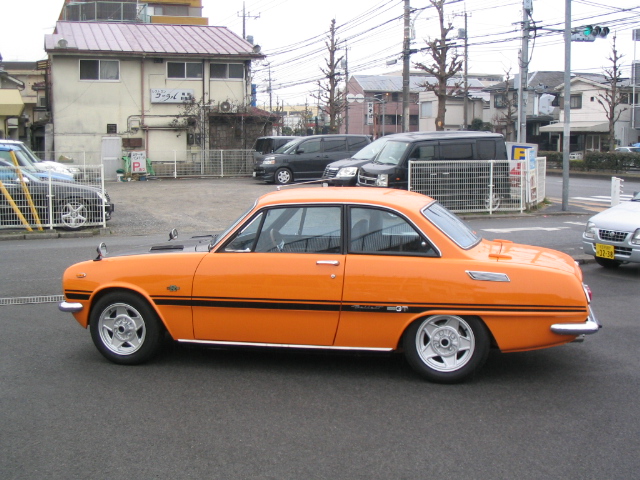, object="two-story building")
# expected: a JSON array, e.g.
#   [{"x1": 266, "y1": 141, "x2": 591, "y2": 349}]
[
  {"x1": 539, "y1": 74, "x2": 638, "y2": 152},
  {"x1": 43, "y1": 21, "x2": 265, "y2": 172},
  {"x1": 341, "y1": 74, "x2": 422, "y2": 137}
]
